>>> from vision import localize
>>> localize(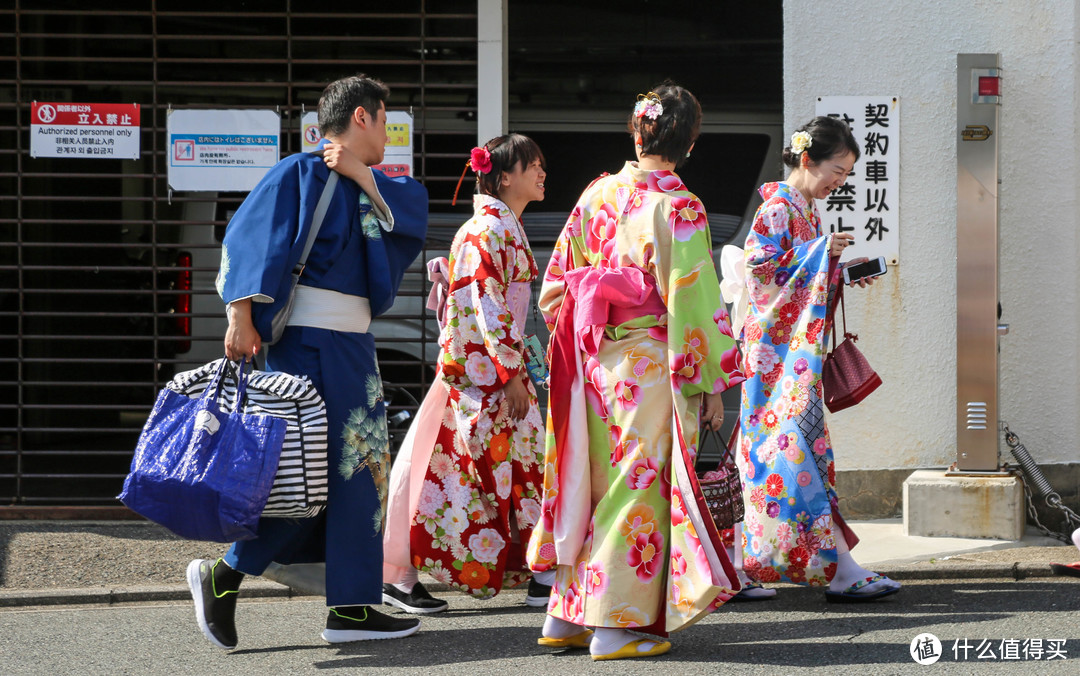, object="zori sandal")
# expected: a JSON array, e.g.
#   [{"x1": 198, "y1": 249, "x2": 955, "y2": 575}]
[
  {"x1": 591, "y1": 638, "x2": 672, "y2": 661},
  {"x1": 824, "y1": 574, "x2": 901, "y2": 603},
  {"x1": 537, "y1": 629, "x2": 593, "y2": 649}
]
